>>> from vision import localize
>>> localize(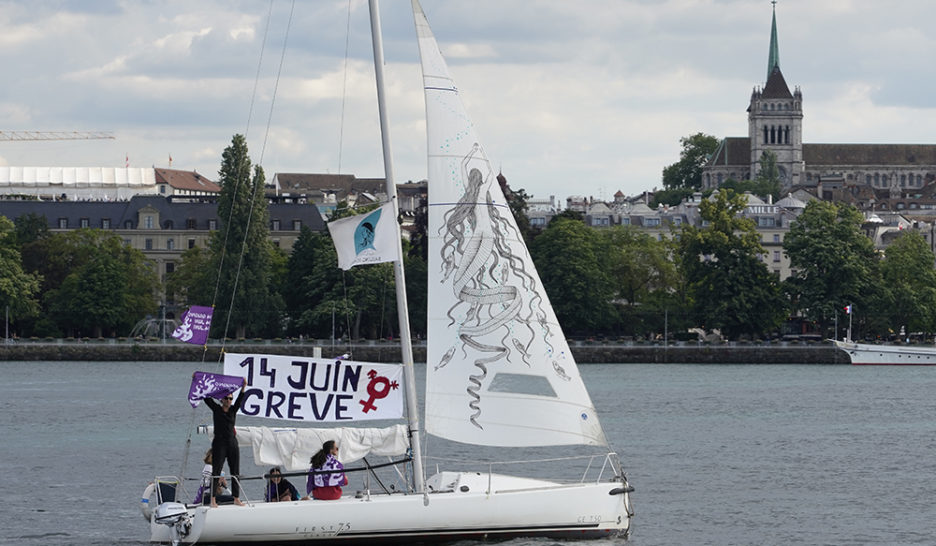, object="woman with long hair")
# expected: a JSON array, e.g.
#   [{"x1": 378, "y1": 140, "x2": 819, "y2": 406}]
[{"x1": 306, "y1": 440, "x2": 347, "y2": 500}]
